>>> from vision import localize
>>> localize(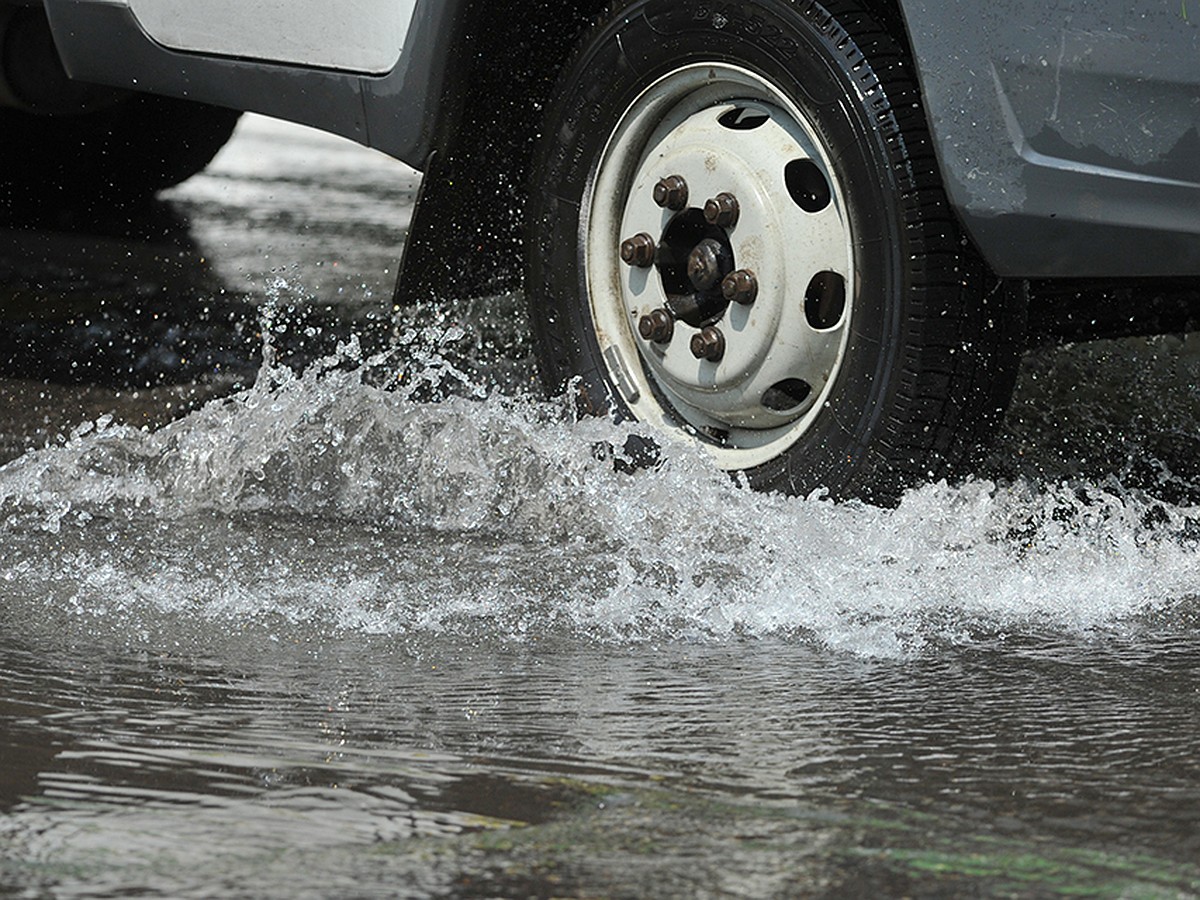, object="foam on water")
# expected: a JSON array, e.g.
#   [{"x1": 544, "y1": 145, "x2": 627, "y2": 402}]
[{"x1": 2, "y1": 327, "x2": 1198, "y2": 658}]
